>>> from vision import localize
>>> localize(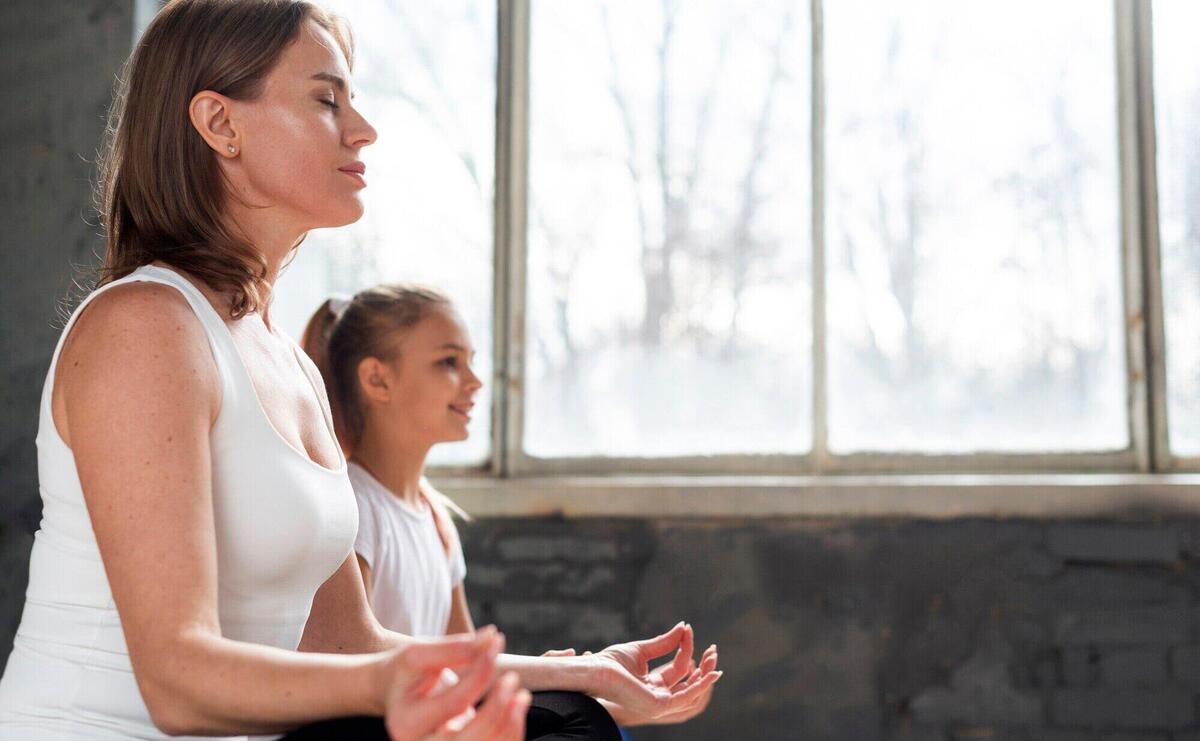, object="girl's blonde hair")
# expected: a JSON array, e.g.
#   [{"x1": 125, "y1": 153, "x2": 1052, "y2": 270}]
[
  {"x1": 302, "y1": 285, "x2": 469, "y2": 548},
  {"x1": 98, "y1": 0, "x2": 353, "y2": 318}
]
